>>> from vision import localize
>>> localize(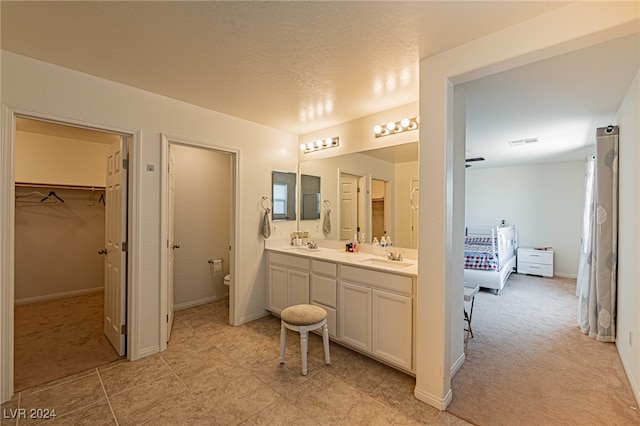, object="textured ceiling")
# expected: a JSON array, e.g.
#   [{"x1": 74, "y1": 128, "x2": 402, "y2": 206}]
[
  {"x1": 2, "y1": 1, "x2": 638, "y2": 169},
  {"x1": 1, "y1": 1, "x2": 569, "y2": 135}
]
